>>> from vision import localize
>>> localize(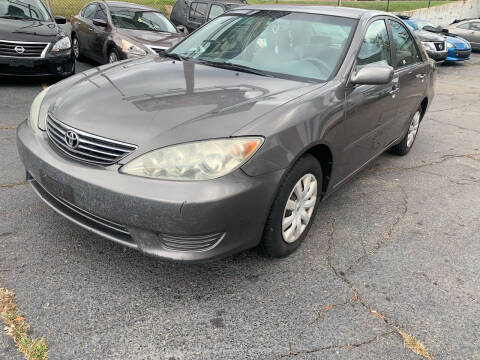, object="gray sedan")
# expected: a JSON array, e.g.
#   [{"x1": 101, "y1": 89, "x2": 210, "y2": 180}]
[
  {"x1": 17, "y1": 6, "x2": 435, "y2": 262},
  {"x1": 448, "y1": 19, "x2": 480, "y2": 50}
]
